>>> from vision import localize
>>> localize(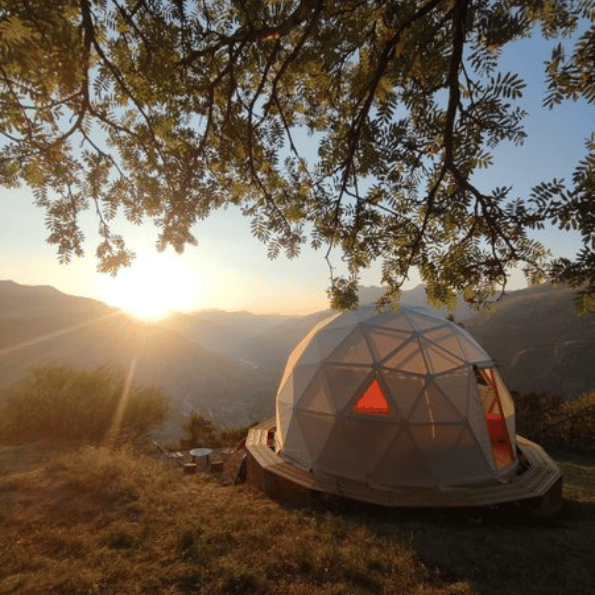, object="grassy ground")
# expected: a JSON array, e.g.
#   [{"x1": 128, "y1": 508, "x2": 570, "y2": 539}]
[{"x1": 0, "y1": 445, "x2": 593, "y2": 595}]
